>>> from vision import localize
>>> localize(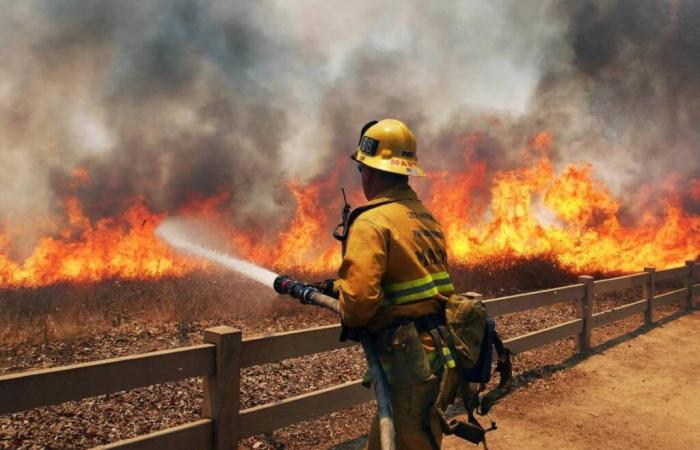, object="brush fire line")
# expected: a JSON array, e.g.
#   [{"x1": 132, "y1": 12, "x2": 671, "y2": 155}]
[
  {"x1": 3, "y1": 130, "x2": 700, "y2": 290},
  {"x1": 273, "y1": 275, "x2": 396, "y2": 450}
]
